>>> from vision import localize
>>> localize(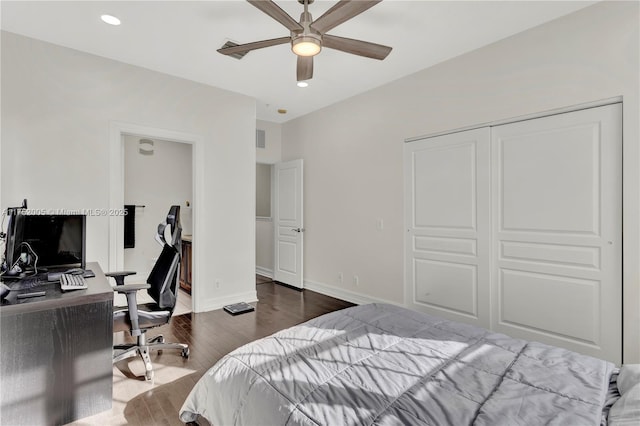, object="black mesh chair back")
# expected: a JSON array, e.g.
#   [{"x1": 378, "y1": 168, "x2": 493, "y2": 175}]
[
  {"x1": 147, "y1": 205, "x2": 181, "y2": 310},
  {"x1": 147, "y1": 245, "x2": 179, "y2": 310}
]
